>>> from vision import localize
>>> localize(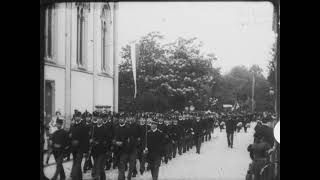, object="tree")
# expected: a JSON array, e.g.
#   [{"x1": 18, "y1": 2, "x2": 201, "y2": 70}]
[
  {"x1": 119, "y1": 32, "x2": 221, "y2": 112},
  {"x1": 216, "y1": 65, "x2": 273, "y2": 112}
]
